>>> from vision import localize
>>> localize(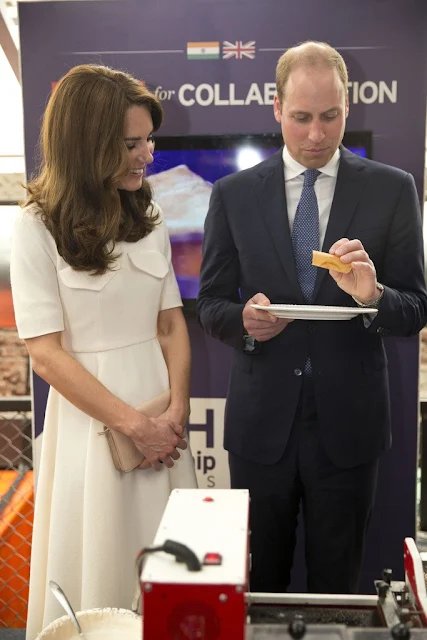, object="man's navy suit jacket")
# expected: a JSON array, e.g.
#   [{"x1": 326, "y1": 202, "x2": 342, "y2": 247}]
[{"x1": 197, "y1": 146, "x2": 427, "y2": 468}]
